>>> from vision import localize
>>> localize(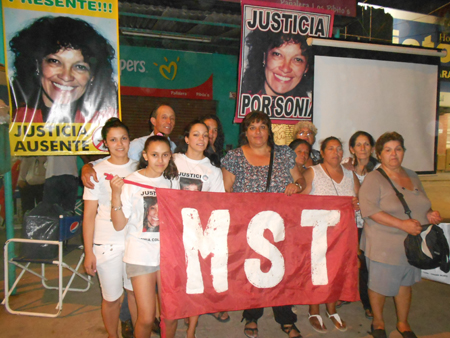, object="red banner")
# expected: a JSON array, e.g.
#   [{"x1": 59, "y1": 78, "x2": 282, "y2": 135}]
[{"x1": 157, "y1": 189, "x2": 359, "y2": 320}]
